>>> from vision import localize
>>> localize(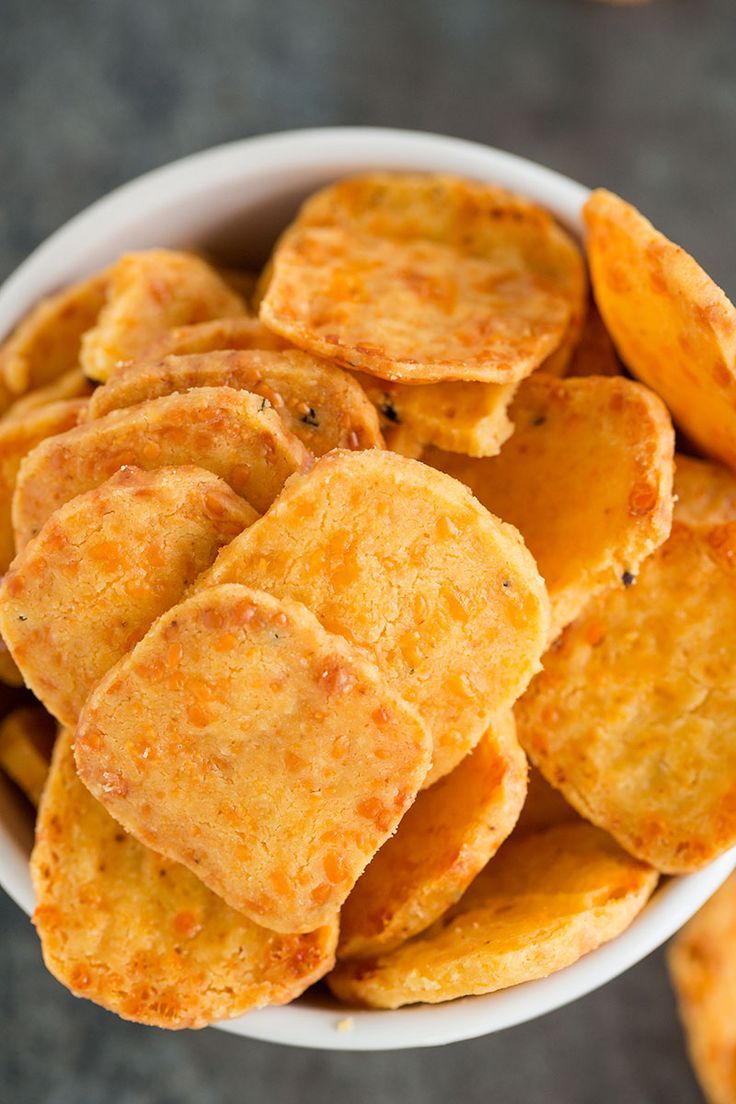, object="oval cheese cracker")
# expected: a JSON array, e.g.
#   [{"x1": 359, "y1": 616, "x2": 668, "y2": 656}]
[
  {"x1": 669, "y1": 874, "x2": 736, "y2": 1104},
  {"x1": 584, "y1": 189, "x2": 736, "y2": 470},
  {"x1": 13, "y1": 386, "x2": 309, "y2": 548},
  {"x1": 427, "y1": 373, "x2": 674, "y2": 639},
  {"x1": 80, "y1": 251, "x2": 246, "y2": 382},
  {"x1": 75, "y1": 584, "x2": 432, "y2": 934},
  {"x1": 200, "y1": 449, "x2": 550, "y2": 785},
  {"x1": 338, "y1": 712, "x2": 527, "y2": 959},
  {"x1": 0, "y1": 271, "x2": 108, "y2": 394},
  {"x1": 0, "y1": 398, "x2": 88, "y2": 570},
  {"x1": 517, "y1": 520, "x2": 736, "y2": 872},
  {"x1": 33, "y1": 728, "x2": 337, "y2": 1029},
  {"x1": 89, "y1": 349, "x2": 383, "y2": 454},
  {"x1": 261, "y1": 173, "x2": 586, "y2": 384},
  {"x1": 328, "y1": 822, "x2": 657, "y2": 1008},
  {"x1": 0, "y1": 466, "x2": 257, "y2": 726}
]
